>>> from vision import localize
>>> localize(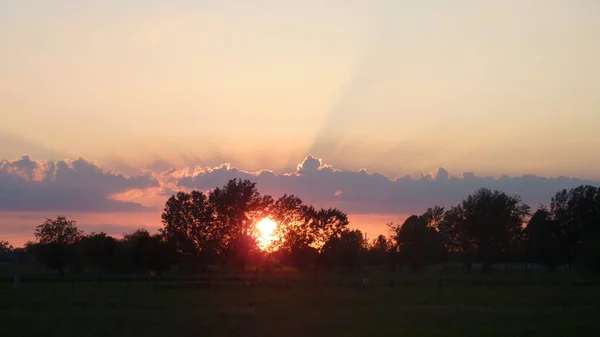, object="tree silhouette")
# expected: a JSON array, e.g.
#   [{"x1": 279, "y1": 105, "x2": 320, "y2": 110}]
[
  {"x1": 453, "y1": 188, "x2": 530, "y2": 272},
  {"x1": 34, "y1": 216, "x2": 82, "y2": 245},
  {"x1": 551, "y1": 185, "x2": 600, "y2": 271},
  {"x1": 161, "y1": 190, "x2": 216, "y2": 269},
  {"x1": 208, "y1": 179, "x2": 272, "y2": 270},
  {"x1": 77, "y1": 232, "x2": 118, "y2": 275},
  {"x1": 525, "y1": 207, "x2": 563, "y2": 271},
  {"x1": 367, "y1": 234, "x2": 391, "y2": 266},
  {"x1": 321, "y1": 229, "x2": 366, "y2": 271},
  {"x1": 391, "y1": 215, "x2": 441, "y2": 273},
  {"x1": 33, "y1": 216, "x2": 83, "y2": 274},
  {"x1": 121, "y1": 229, "x2": 177, "y2": 275},
  {"x1": 438, "y1": 206, "x2": 463, "y2": 265},
  {"x1": 305, "y1": 206, "x2": 350, "y2": 249},
  {"x1": 0, "y1": 240, "x2": 13, "y2": 262}
]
